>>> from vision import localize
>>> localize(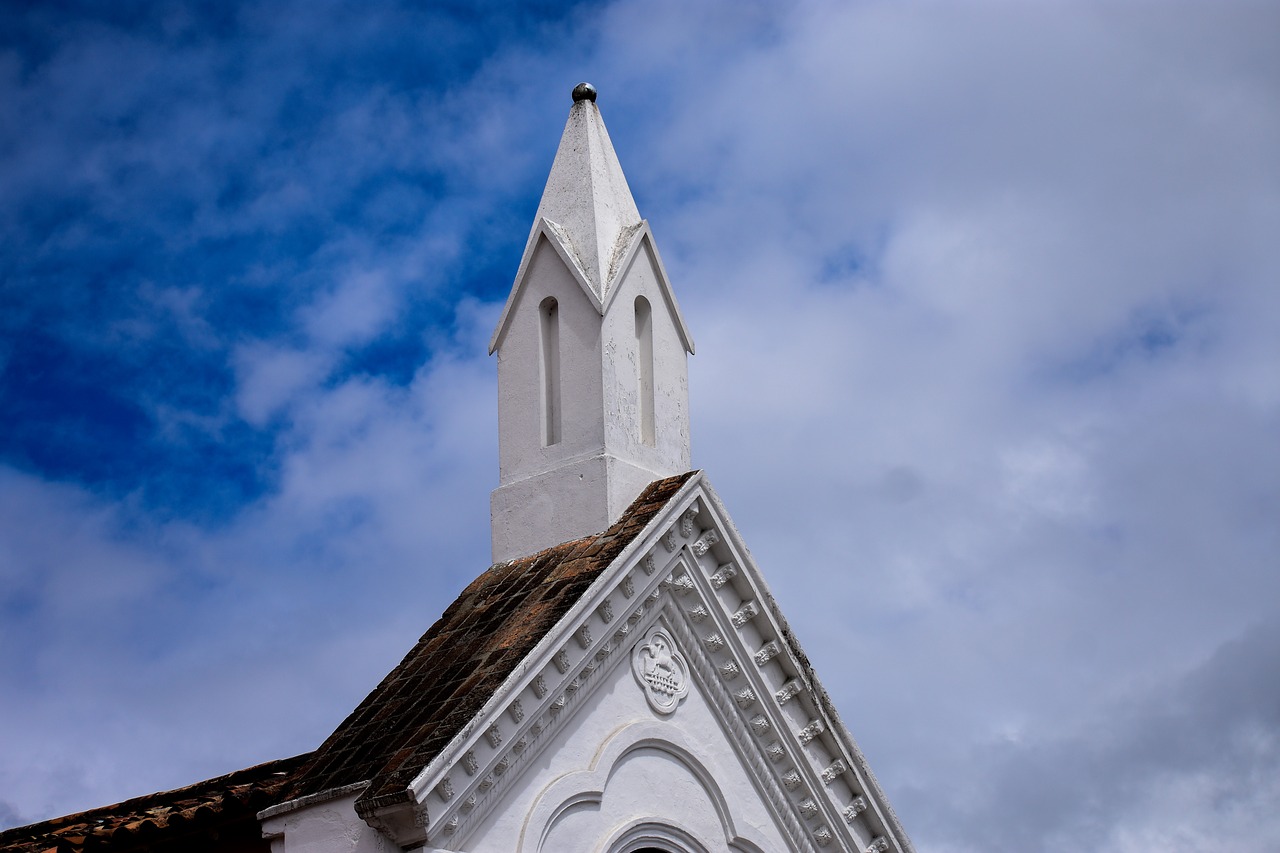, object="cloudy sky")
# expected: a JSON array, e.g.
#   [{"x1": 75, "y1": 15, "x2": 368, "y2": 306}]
[{"x1": 2, "y1": 1, "x2": 1277, "y2": 850}]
